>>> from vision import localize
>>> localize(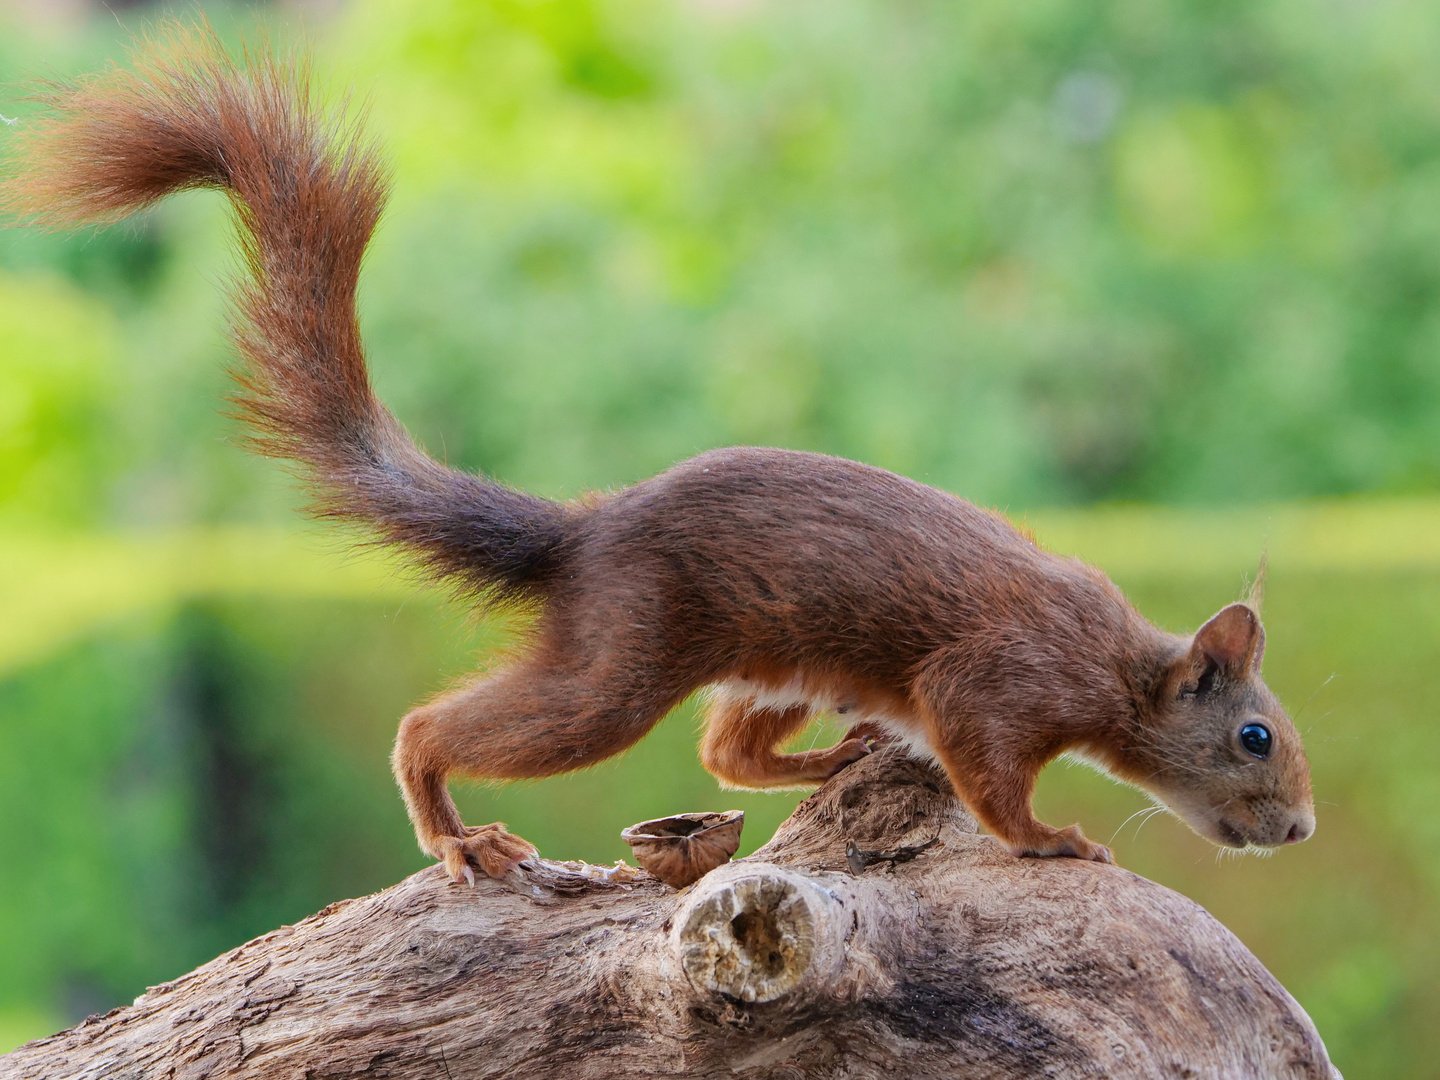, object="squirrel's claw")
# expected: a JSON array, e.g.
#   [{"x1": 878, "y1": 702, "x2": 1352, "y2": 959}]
[{"x1": 435, "y1": 823, "x2": 539, "y2": 885}]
